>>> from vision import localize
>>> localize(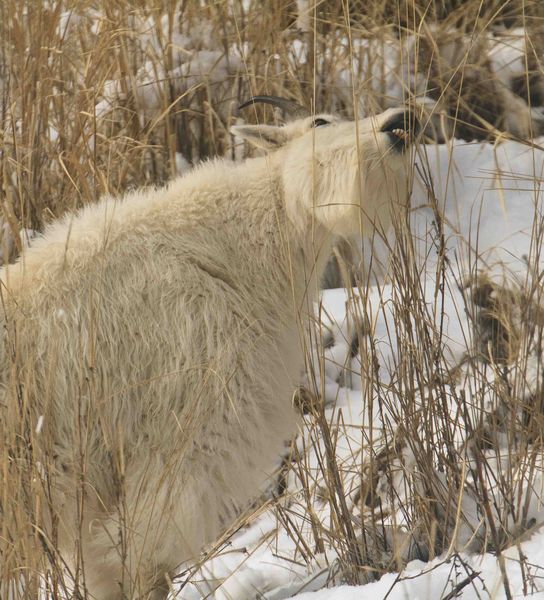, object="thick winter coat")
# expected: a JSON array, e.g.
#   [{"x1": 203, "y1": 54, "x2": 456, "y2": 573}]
[{"x1": 0, "y1": 106, "x2": 414, "y2": 599}]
